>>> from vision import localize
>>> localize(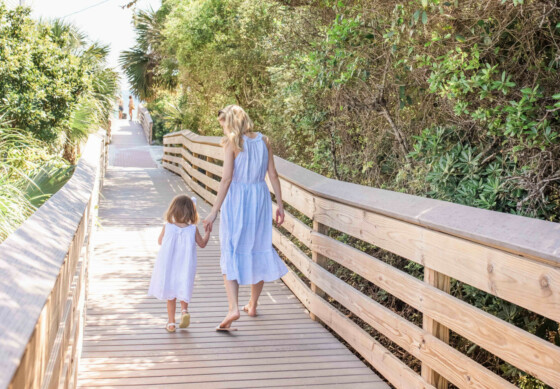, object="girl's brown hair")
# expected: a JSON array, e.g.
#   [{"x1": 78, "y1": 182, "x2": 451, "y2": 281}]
[{"x1": 165, "y1": 195, "x2": 198, "y2": 225}]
